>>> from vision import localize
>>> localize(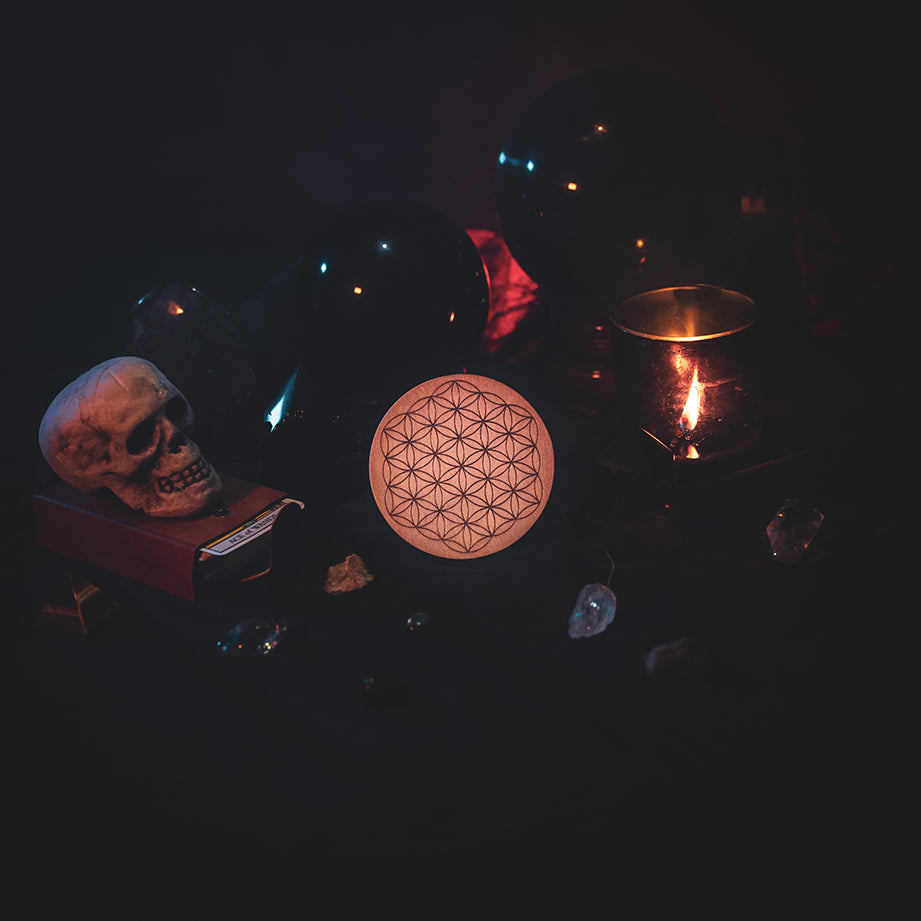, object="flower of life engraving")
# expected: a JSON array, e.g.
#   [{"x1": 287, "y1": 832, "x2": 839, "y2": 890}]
[{"x1": 369, "y1": 375, "x2": 554, "y2": 559}]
